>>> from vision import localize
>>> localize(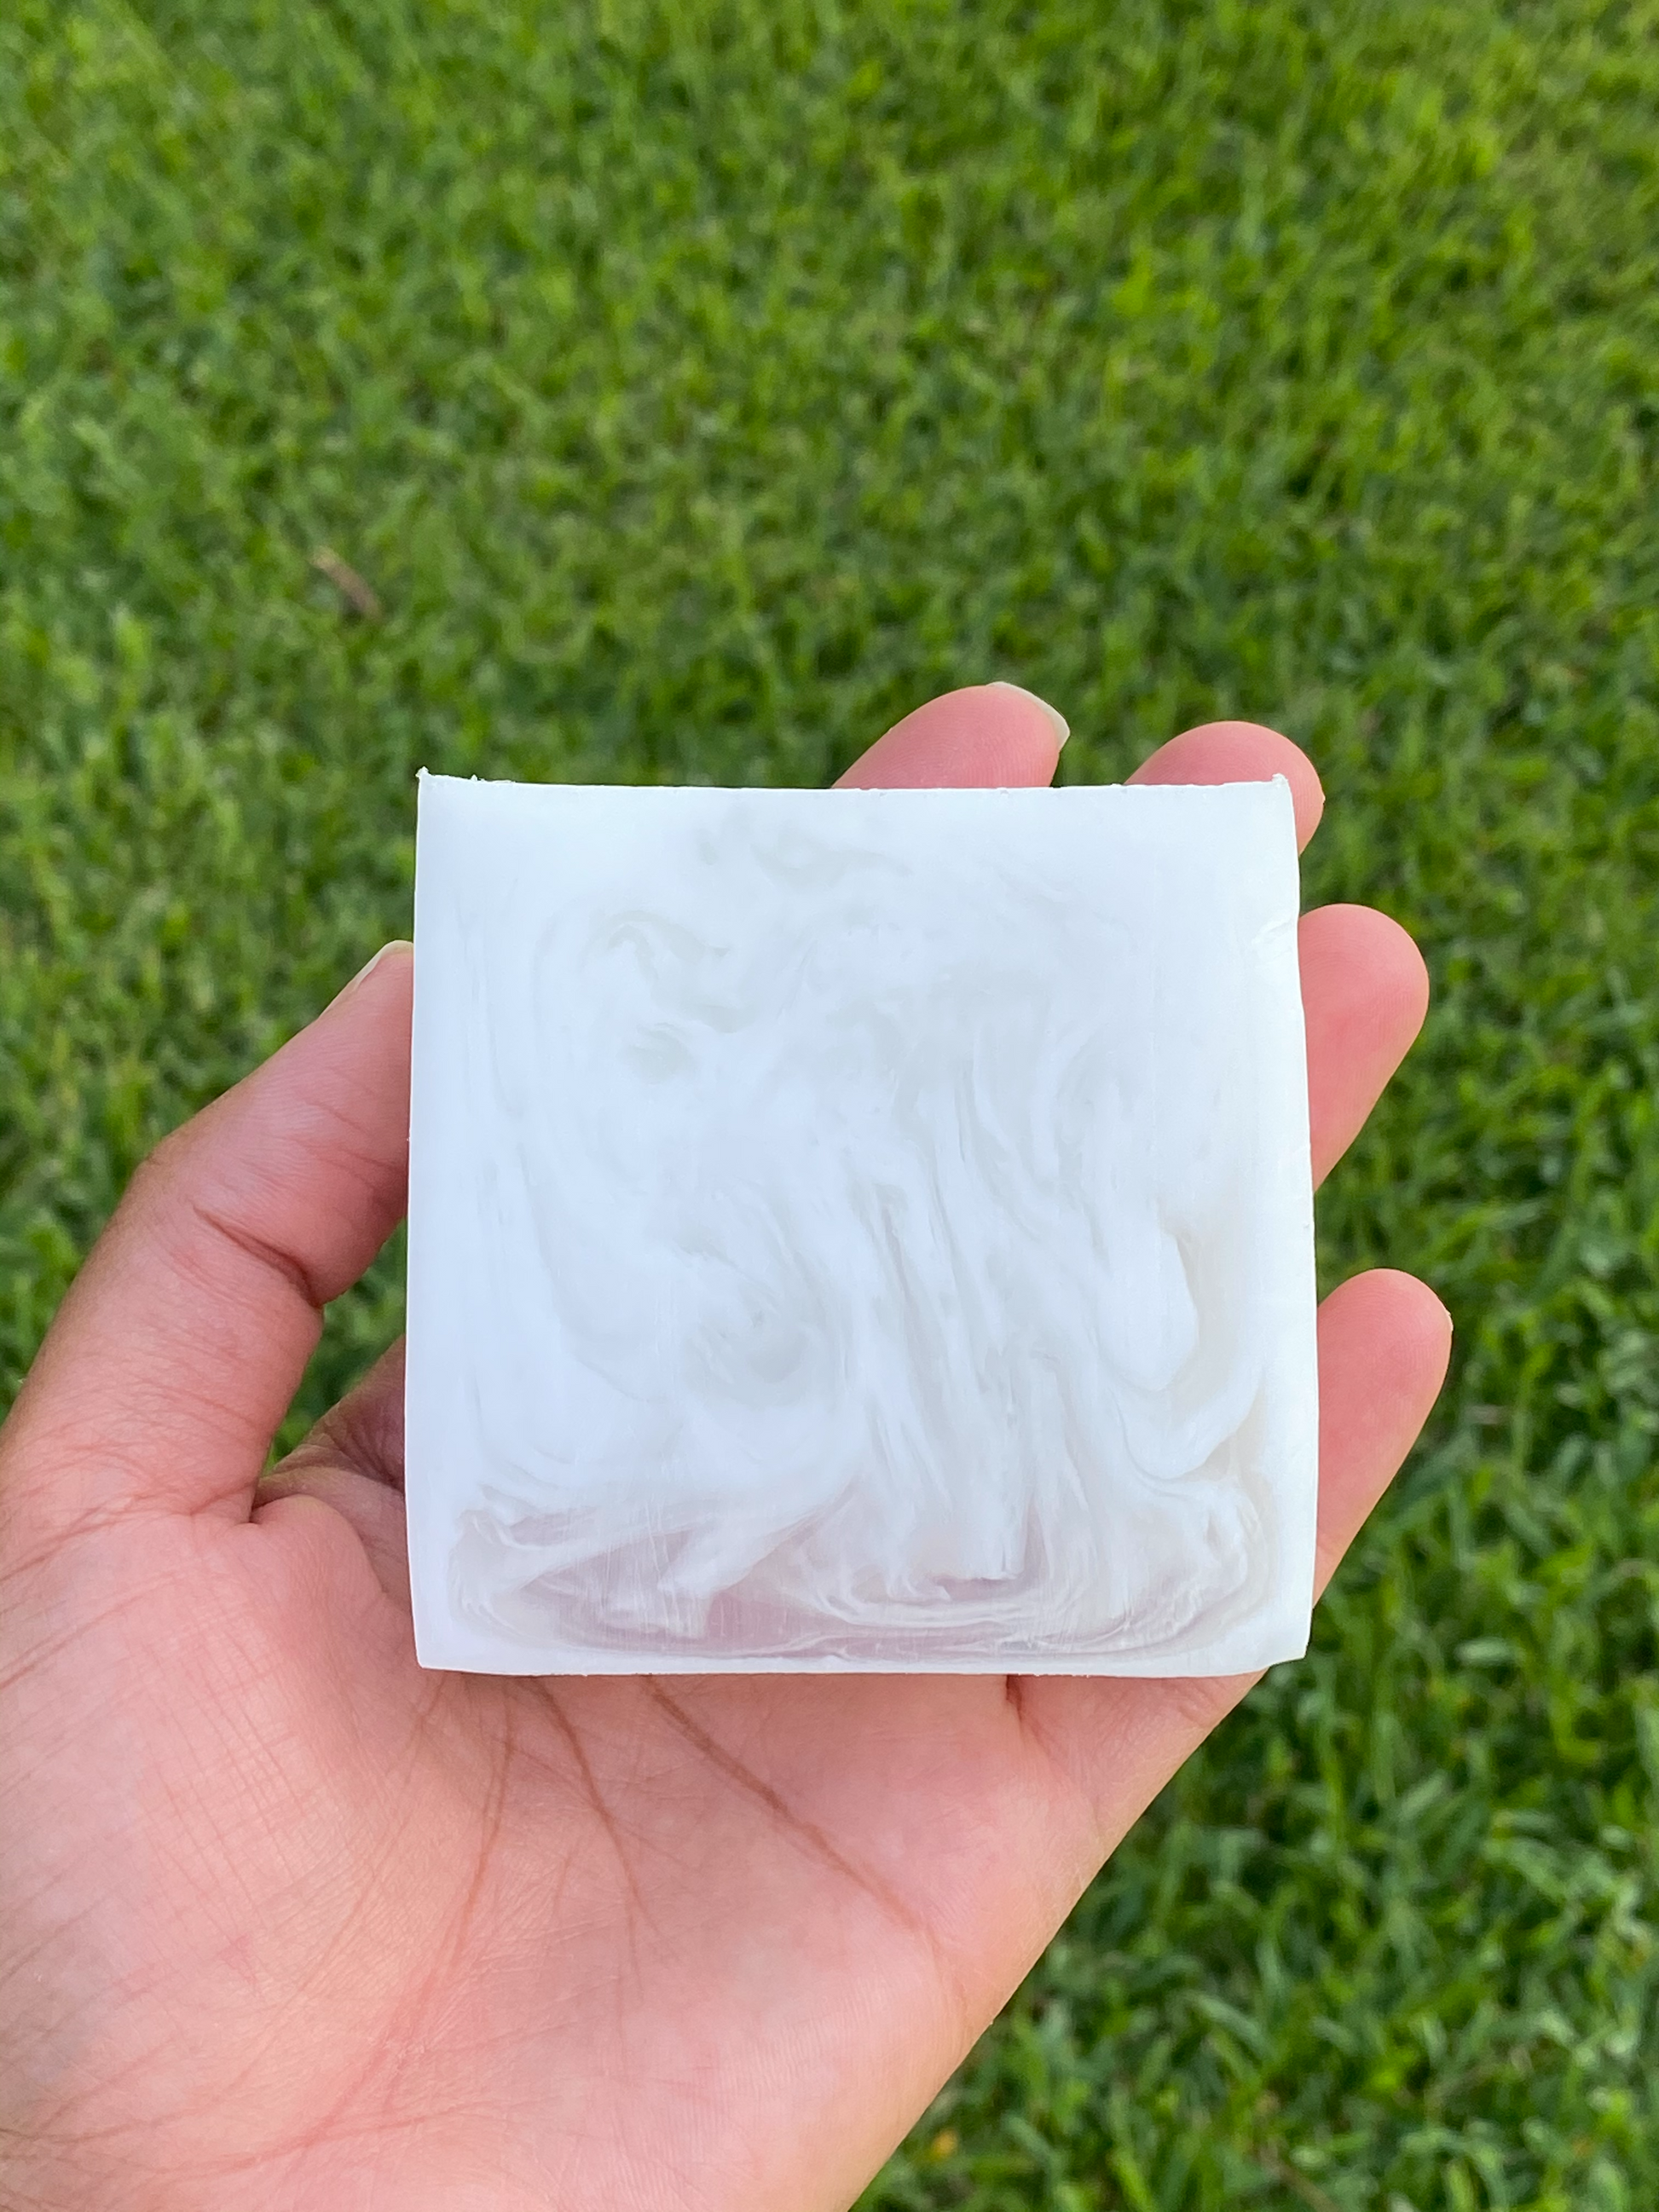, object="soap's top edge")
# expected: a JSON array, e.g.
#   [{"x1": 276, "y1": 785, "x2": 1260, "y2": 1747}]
[{"x1": 415, "y1": 771, "x2": 1294, "y2": 801}]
